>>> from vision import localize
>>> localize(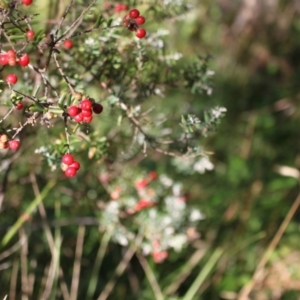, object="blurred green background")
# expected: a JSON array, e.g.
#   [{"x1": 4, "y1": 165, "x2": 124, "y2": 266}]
[{"x1": 1, "y1": 0, "x2": 300, "y2": 299}]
